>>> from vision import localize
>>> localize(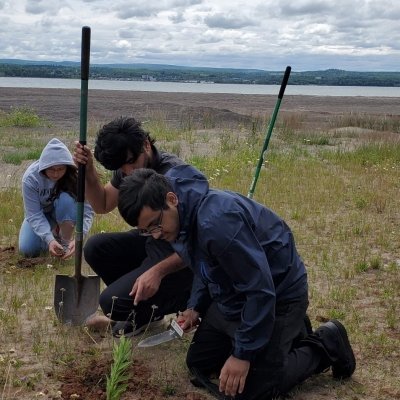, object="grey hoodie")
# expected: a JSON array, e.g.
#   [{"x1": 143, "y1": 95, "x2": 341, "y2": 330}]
[{"x1": 22, "y1": 138, "x2": 94, "y2": 245}]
